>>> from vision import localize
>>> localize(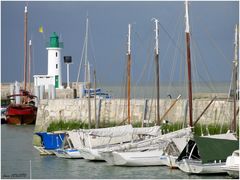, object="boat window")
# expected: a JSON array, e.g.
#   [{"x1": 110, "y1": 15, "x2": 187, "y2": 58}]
[
  {"x1": 56, "y1": 52, "x2": 58, "y2": 57},
  {"x1": 56, "y1": 64, "x2": 58, "y2": 69}
]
